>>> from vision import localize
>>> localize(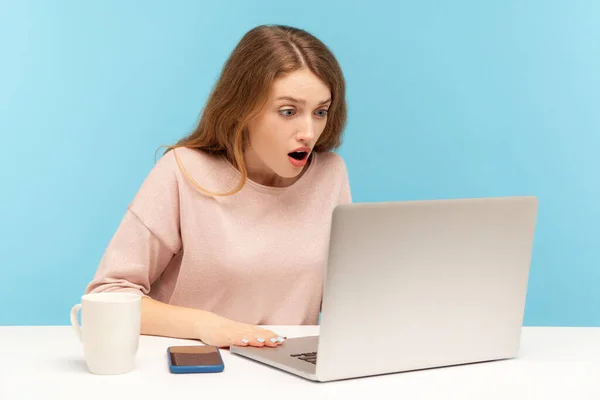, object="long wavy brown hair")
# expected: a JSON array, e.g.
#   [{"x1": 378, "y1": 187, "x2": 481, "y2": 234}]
[{"x1": 164, "y1": 24, "x2": 347, "y2": 196}]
